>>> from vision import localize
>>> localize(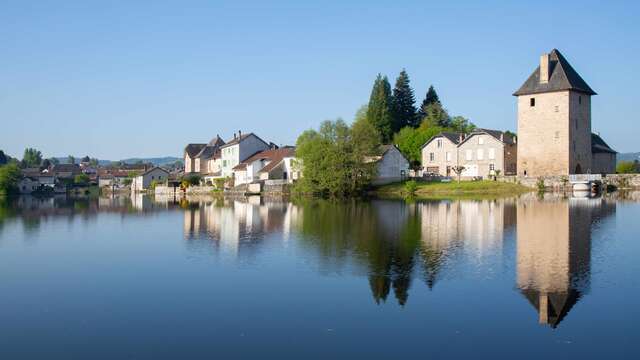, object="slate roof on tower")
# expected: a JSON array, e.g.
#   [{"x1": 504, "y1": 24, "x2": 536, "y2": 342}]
[{"x1": 513, "y1": 49, "x2": 596, "y2": 96}]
